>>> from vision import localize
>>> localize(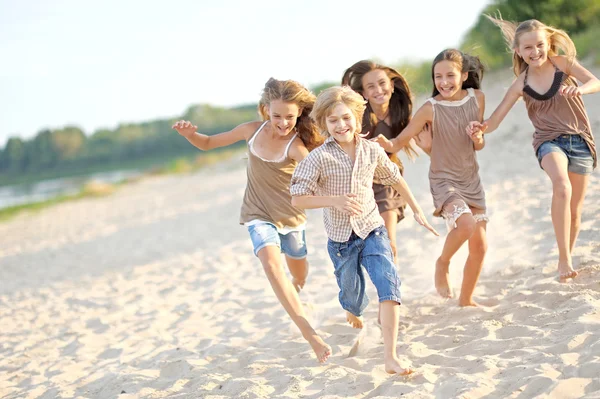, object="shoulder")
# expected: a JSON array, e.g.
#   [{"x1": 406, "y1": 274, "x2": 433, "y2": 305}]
[
  {"x1": 550, "y1": 55, "x2": 573, "y2": 75},
  {"x1": 288, "y1": 135, "x2": 309, "y2": 162},
  {"x1": 416, "y1": 100, "x2": 434, "y2": 118},
  {"x1": 360, "y1": 137, "x2": 386, "y2": 155},
  {"x1": 510, "y1": 72, "x2": 526, "y2": 94},
  {"x1": 237, "y1": 121, "x2": 264, "y2": 140},
  {"x1": 473, "y1": 89, "x2": 485, "y2": 103}
]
